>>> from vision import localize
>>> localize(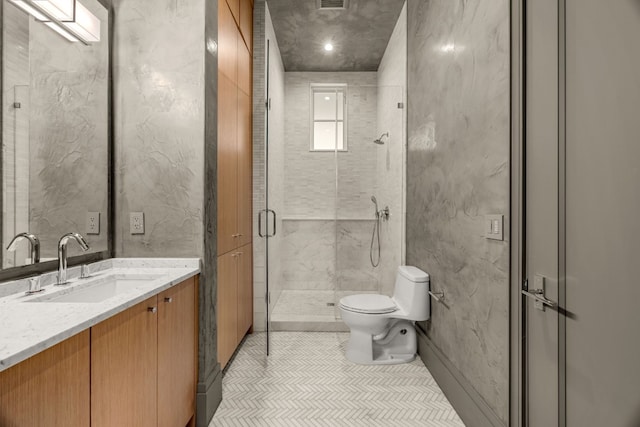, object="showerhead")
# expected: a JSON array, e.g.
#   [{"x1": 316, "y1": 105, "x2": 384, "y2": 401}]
[
  {"x1": 371, "y1": 196, "x2": 378, "y2": 212},
  {"x1": 373, "y1": 132, "x2": 389, "y2": 145}
]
